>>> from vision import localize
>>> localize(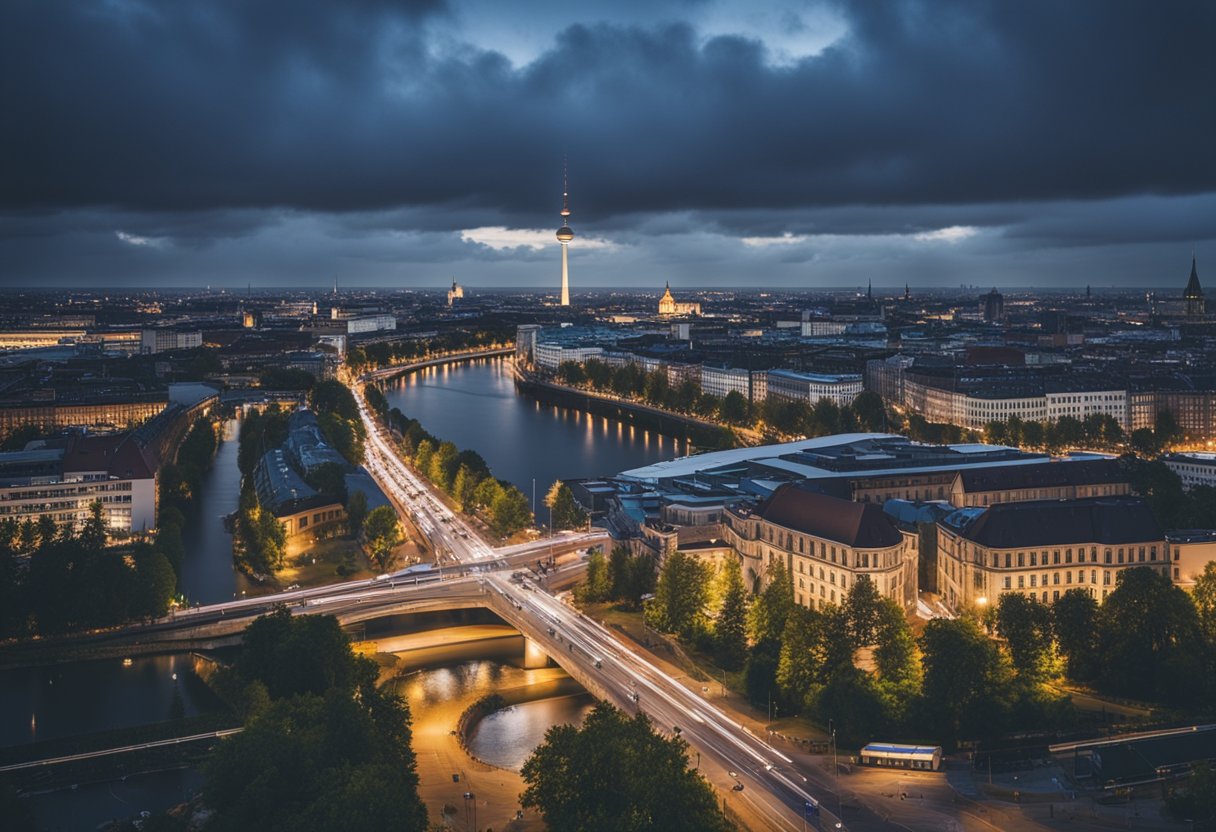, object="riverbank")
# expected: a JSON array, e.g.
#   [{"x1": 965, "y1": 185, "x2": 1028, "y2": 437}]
[
  {"x1": 377, "y1": 357, "x2": 686, "y2": 529},
  {"x1": 513, "y1": 368, "x2": 758, "y2": 450}
]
